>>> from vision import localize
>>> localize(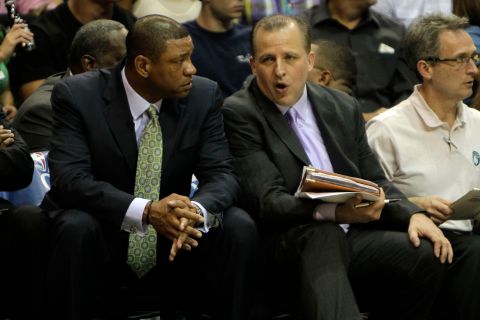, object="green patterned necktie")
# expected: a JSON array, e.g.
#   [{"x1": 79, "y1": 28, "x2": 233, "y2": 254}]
[{"x1": 127, "y1": 105, "x2": 163, "y2": 278}]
